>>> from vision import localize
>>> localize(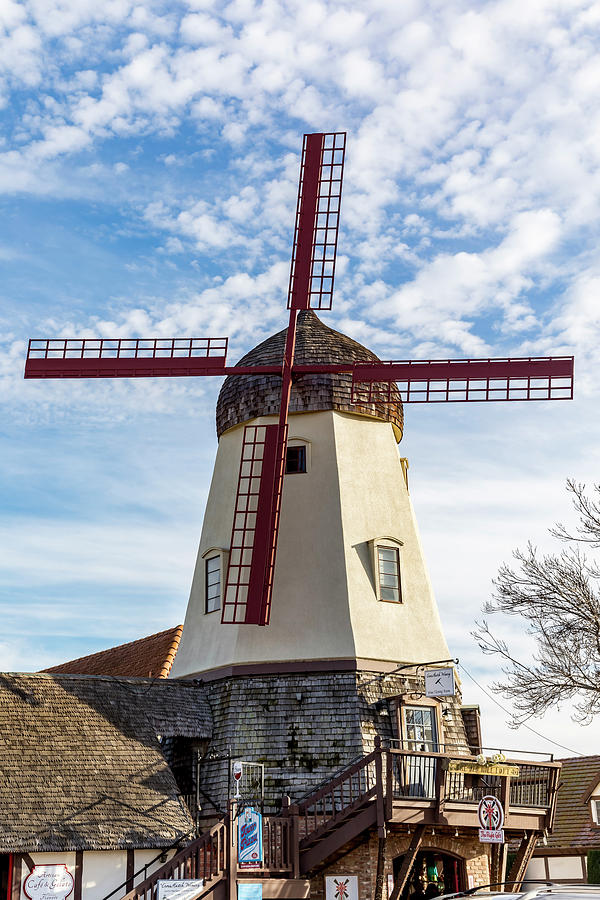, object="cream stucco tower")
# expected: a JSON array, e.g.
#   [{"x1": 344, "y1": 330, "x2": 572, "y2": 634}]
[{"x1": 172, "y1": 312, "x2": 450, "y2": 680}]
